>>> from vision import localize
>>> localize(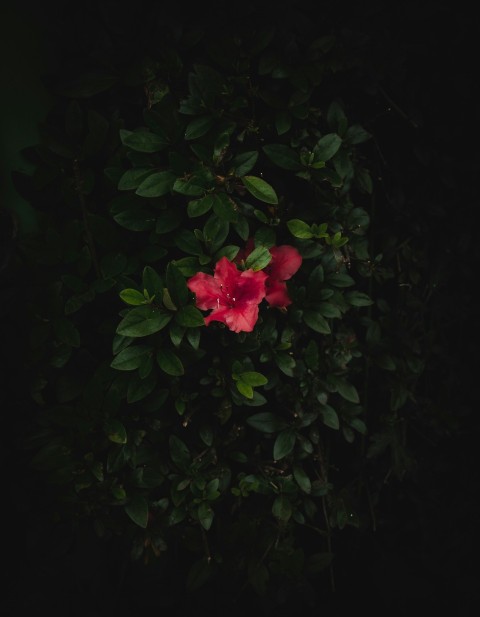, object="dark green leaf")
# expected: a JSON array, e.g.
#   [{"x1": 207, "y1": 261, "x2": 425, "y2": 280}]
[
  {"x1": 198, "y1": 502, "x2": 214, "y2": 530},
  {"x1": 187, "y1": 195, "x2": 213, "y2": 218},
  {"x1": 136, "y1": 171, "x2": 175, "y2": 197},
  {"x1": 293, "y1": 465, "x2": 311, "y2": 493},
  {"x1": 272, "y1": 495, "x2": 292, "y2": 522},
  {"x1": 231, "y1": 151, "x2": 258, "y2": 176},
  {"x1": 175, "y1": 305, "x2": 205, "y2": 327},
  {"x1": 118, "y1": 168, "x2": 154, "y2": 190},
  {"x1": 104, "y1": 419, "x2": 127, "y2": 444},
  {"x1": 124, "y1": 495, "x2": 149, "y2": 528},
  {"x1": 212, "y1": 193, "x2": 238, "y2": 222},
  {"x1": 313, "y1": 133, "x2": 342, "y2": 162},
  {"x1": 120, "y1": 129, "x2": 168, "y2": 153},
  {"x1": 241, "y1": 176, "x2": 278, "y2": 204},
  {"x1": 127, "y1": 370, "x2": 158, "y2": 403},
  {"x1": 320, "y1": 404, "x2": 339, "y2": 430},
  {"x1": 246, "y1": 412, "x2": 288, "y2": 433},
  {"x1": 110, "y1": 345, "x2": 151, "y2": 371},
  {"x1": 336, "y1": 378, "x2": 360, "y2": 404},
  {"x1": 262, "y1": 144, "x2": 303, "y2": 170},
  {"x1": 156, "y1": 348, "x2": 184, "y2": 376},
  {"x1": 275, "y1": 352, "x2": 296, "y2": 376},
  {"x1": 185, "y1": 115, "x2": 214, "y2": 140},
  {"x1": 169, "y1": 435, "x2": 191, "y2": 467},
  {"x1": 166, "y1": 262, "x2": 189, "y2": 307},
  {"x1": 345, "y1": 291, "x2": 373, "y2": 307},
  {"x1": 273, "y1": 429, "x2": 296, "y2": 460},
  {"x1": 116, "y1": 306, "x2": 172, "y2": 337}
]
